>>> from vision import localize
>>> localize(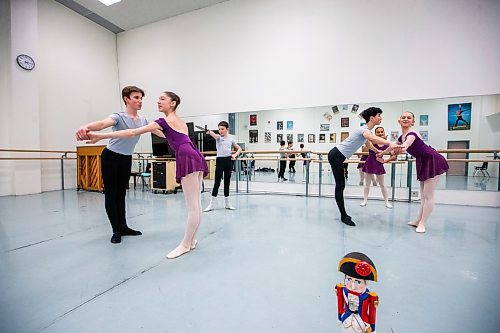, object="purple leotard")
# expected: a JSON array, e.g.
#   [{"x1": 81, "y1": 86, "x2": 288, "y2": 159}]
[
  {"x1": 357, "y1": 154, "x2": 368, "y2": 169},
  {"x1": 155, "y1": 118, "x2": 208, "y2": 183},
  {"x1": 399, "y1": 132, "x2": 449, "y2": 181},
  {"x1": 362, "y1": 144, "x2": 388, "y2": 175}
]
